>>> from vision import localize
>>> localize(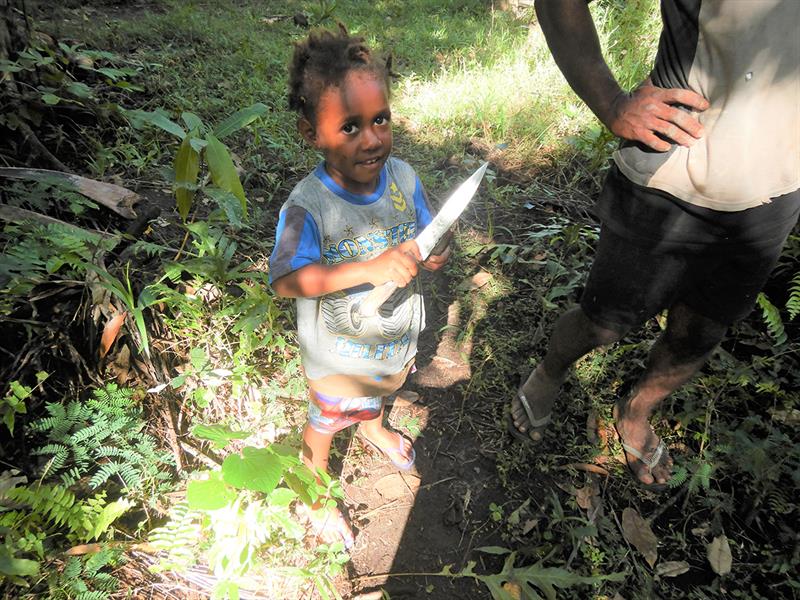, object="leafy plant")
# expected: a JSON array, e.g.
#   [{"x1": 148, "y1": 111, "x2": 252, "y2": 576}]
[
  {"x1": 1, "y1": 372, "x2": 48, "y2": 435},
  {"x1": 86, "y1": 262, "x2": 175, "y2": 358},
  {"x1": 45, "y1": 548, "x2": 122, "y2": 600},
  {"x1": 30, "y1": 383, "x2": 174, "y2": 502},
  {"x1": 125, "y1": 103, "x2": 267, "y2": 224},
  {"x1": 150, "y1": 434, "x2": 346, "y2": 599},
  {"x1": 0, "y1": 219, "x2": 119, "y2": 316}
]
